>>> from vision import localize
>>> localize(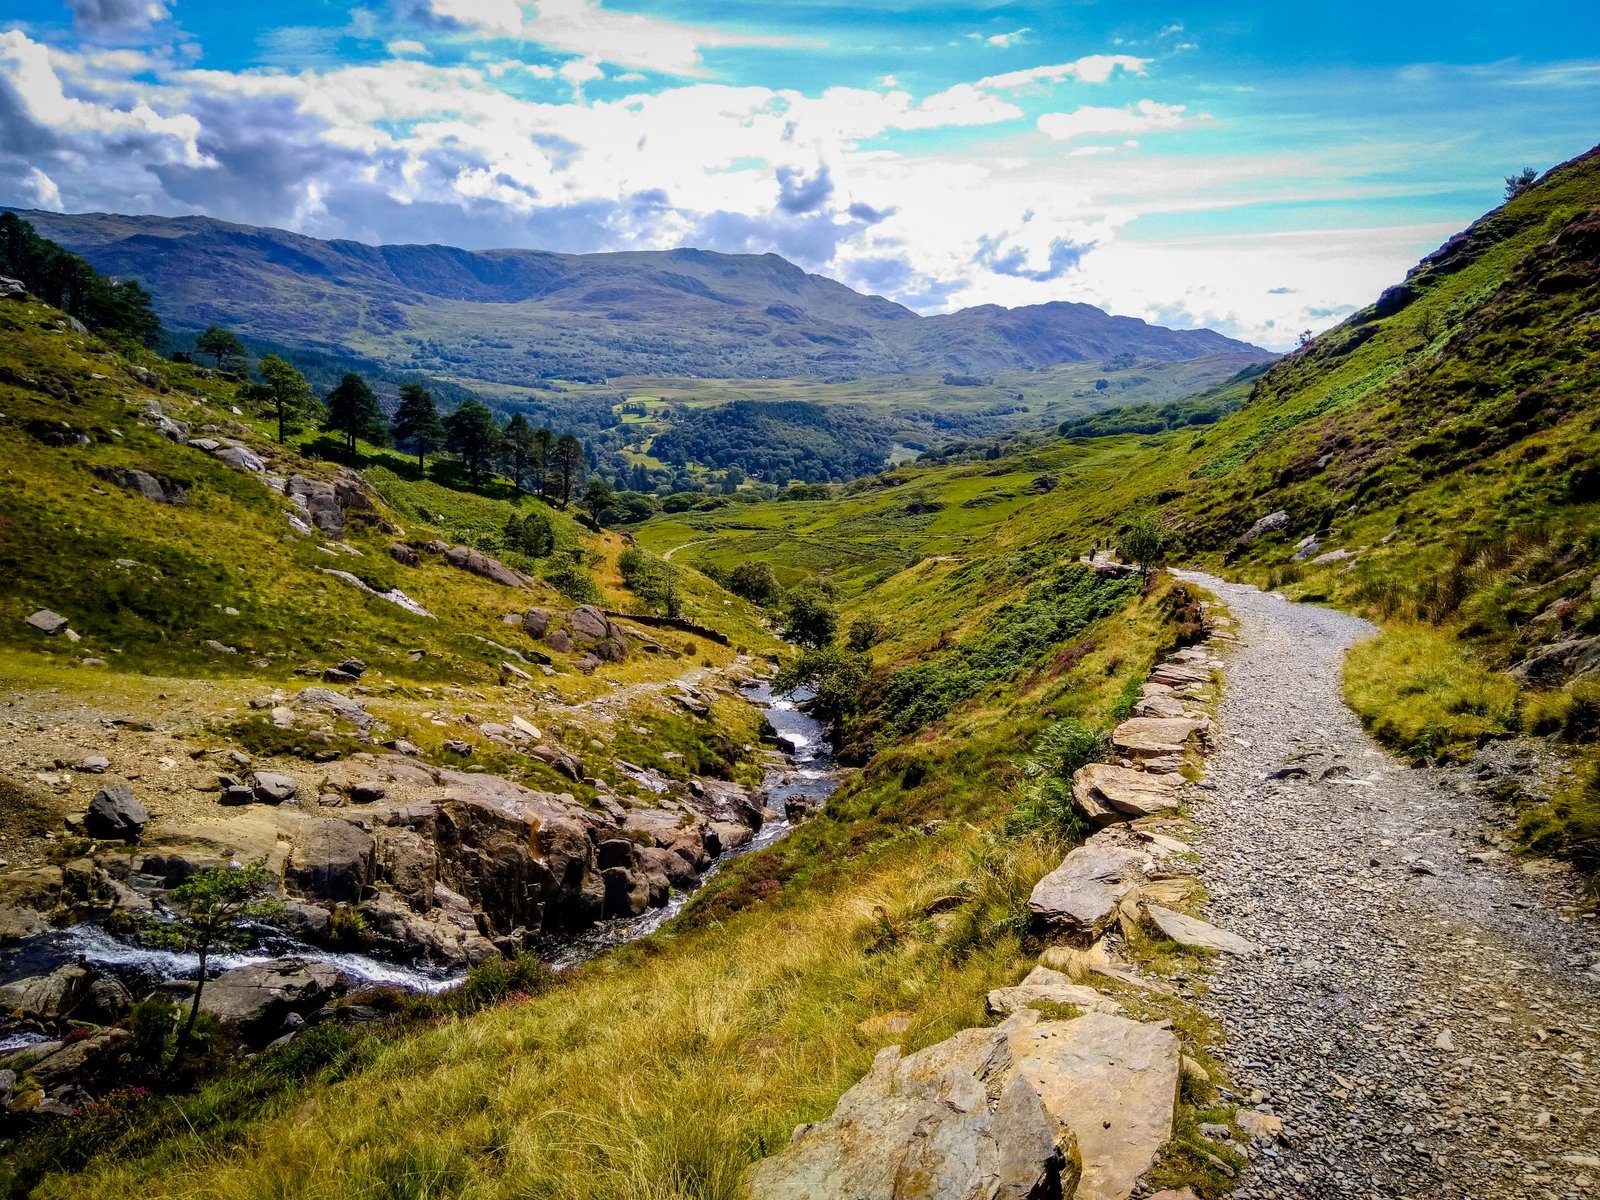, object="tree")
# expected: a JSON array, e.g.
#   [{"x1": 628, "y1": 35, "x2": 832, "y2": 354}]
[
  {"x1": 773, "y1": 645, "x2": 869, "y2": 739},
  {"x1": 582, "y1": 477, "x2": 615, "y2": 524},
  {"x1": 195, "y1": 326, "x2": 248, "y2": 374},
  {"x1": 785, "y1": 587, "x2": 838, "y2": 649},
  {"x1": 323, "y1": 372, "x2": 388, "y2": 455},
  {"x1": 1504, "y1": 166, "x2": 1538, "y2": 201},
  {"x1": 255, "y1": 354, "x2": 319, "y2": 444},
  {"x1": 392, "y1": 383, "x2": 445, "y2": 473},
  {"x1": 504, "y1": 510, "x2": 555, "y2": 557},
  {"x1": 445, "y1": 399, "x2": 502, "y2": 488},
  {"x1": 502, "y1": 413, "x2": 535, "y2": 490},
  {"x1": 555, "y1": 433, "x2": 584, "y2": 506},
  {"x1": 728, "y1": 561, "x2": 783, "y2": 607},
  {"x1": 165, "y1": 860, "x2": 280, "y2": 1070},
  {"x1": 532, "y1": 427, "x2": 557, "y2": 498},
  {"x1": 1119, "y1": 513, "x2": 1168, "y2": 577}
]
